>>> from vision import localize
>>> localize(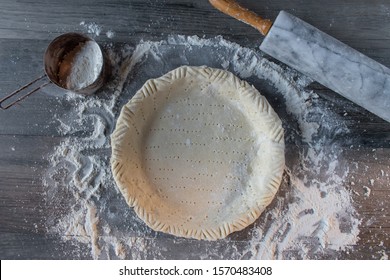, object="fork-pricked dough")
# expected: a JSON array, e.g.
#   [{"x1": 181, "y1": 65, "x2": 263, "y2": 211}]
[{"x1": 111, "y1": 66, "x2": 285, "y2": 240}]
